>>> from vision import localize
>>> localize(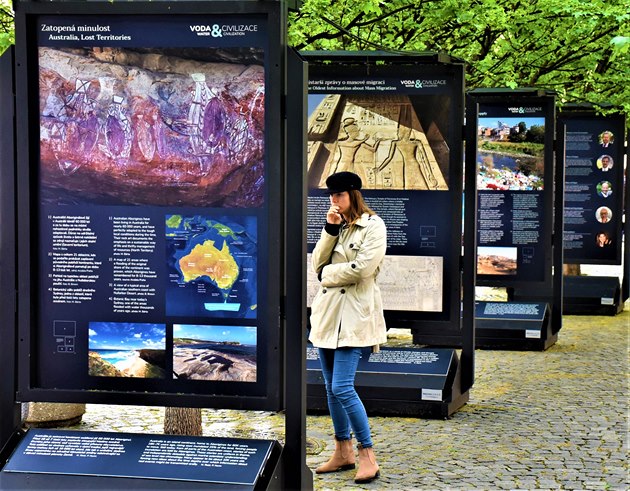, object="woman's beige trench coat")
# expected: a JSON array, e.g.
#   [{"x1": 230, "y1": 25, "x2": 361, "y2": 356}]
[{"x1": 309, "y1": 213, "x2": 387, "y2": 350}]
